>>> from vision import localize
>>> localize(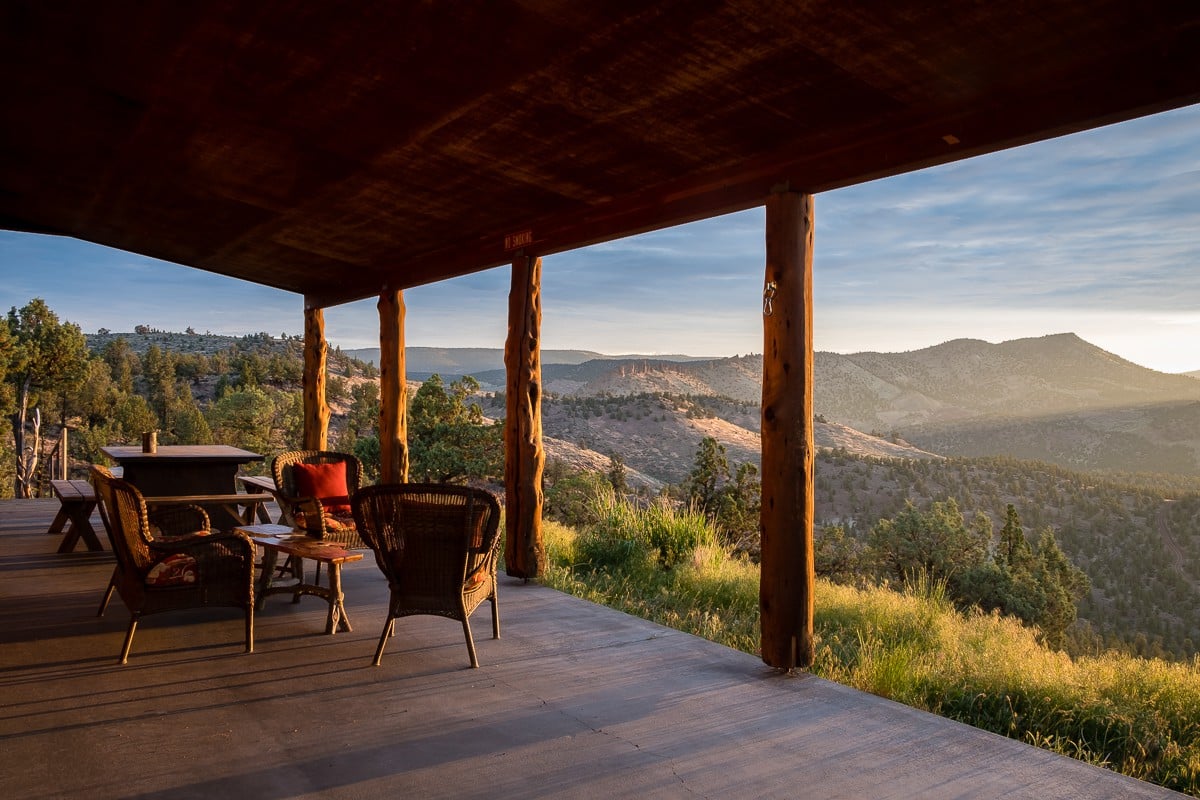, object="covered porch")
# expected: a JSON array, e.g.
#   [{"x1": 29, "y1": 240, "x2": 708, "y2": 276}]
[
  {"x1": 3, "y1": 5, "x2": 1200, "y2": 793},
  {"x1": 7, "y1": 2, "x2": 1200, "y2": 670},
  {"x1": 0, "y1": 499, "x2": 1177, "y2": 798}
]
